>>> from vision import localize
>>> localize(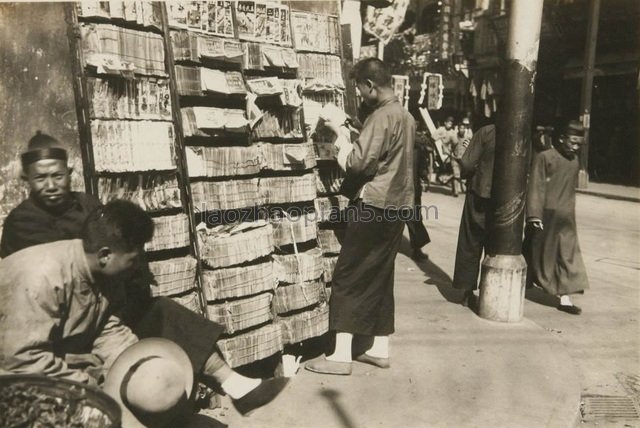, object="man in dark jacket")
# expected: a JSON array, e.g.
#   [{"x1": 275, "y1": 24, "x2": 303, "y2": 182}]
[
  {"x1": 0, "y1": 132, "x2": 288, "y2": 416},
  {"x1": 452, "y1": 124, "x2": 495, "y2": 307}
]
